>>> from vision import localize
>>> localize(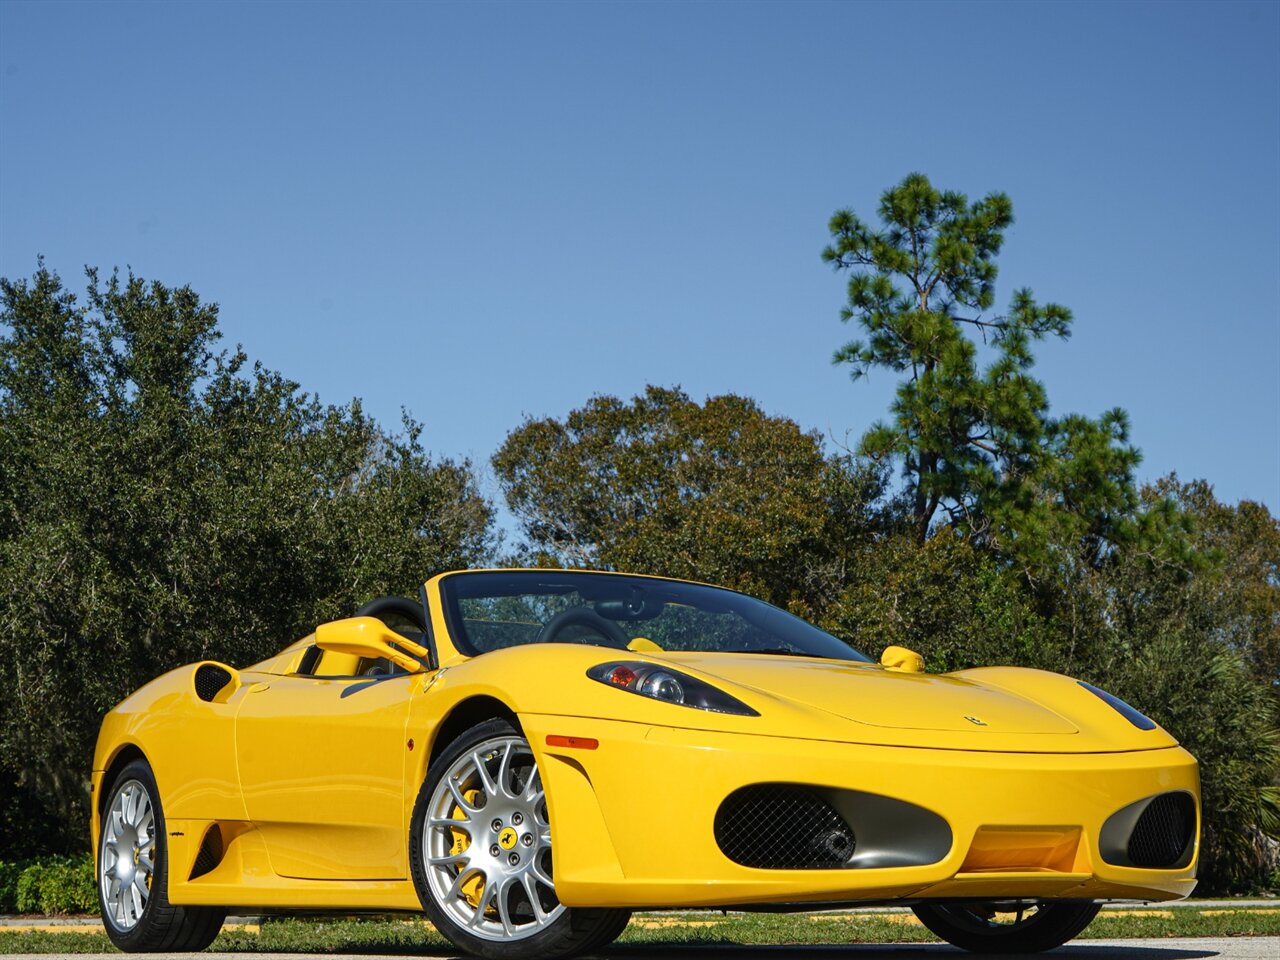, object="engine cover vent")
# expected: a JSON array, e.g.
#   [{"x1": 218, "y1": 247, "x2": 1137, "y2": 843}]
[
  {"x1": 714, "y1": 784, "x2": 855, "y2": 869},
  {"x1": 193, "y1": 664, "x2": 233, "y2": 703}
]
